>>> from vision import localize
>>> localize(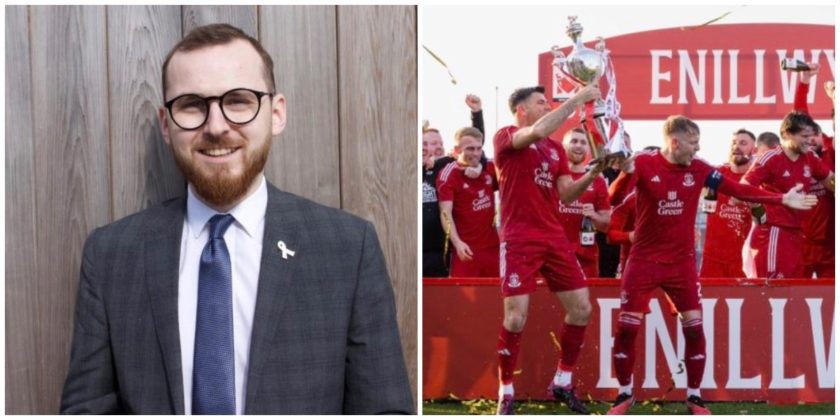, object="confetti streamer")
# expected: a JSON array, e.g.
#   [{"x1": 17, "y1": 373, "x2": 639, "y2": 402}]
[
  {"x1": 680, "y1": 6, "x2": 746, "y2": 31},
  {"x1": 423, "y1": 45, "x2": 458, "y2": 85}
]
